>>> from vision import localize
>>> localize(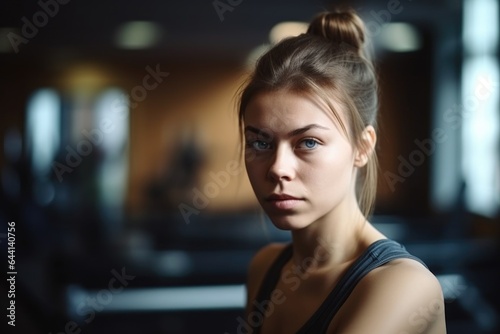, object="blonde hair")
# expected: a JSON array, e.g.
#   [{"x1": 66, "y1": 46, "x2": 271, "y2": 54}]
[{"x1": 238, "y1": 10, "x2": 379, "y2": 218}]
